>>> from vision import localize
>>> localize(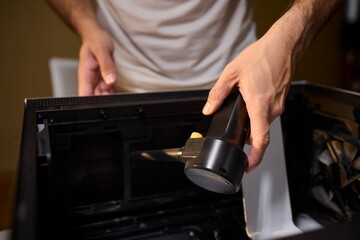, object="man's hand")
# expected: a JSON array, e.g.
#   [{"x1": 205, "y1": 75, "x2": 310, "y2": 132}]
[
  {"x1": 202, "y1": 0, "x2": 343, "y2": 172},
  {"x1": 203, "y1": 34, "x2": 291, "y2": 172},
  {"x1": 78, "y1": 29, "x2": 117, "y2": 96},
  {"x1": 46, "y1": 0, "x2": 118, "y2": 96}
]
